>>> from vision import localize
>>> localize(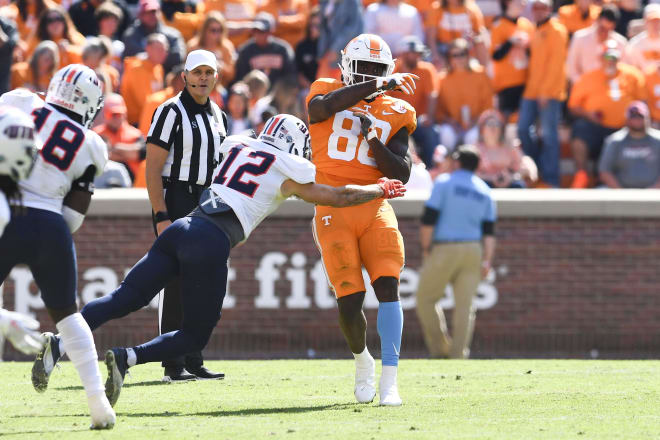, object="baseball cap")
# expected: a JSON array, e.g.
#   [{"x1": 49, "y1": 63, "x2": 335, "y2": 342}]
[
  {"x1": 254, "y1": 12, "x2": 275, "y2": 32},
  {"x1": 644, "y1": 4, "x2": 660, "y2": 20},
  {"x1": 184, "y1": 50, "x2": 218, "y2": 72},
  {"x1": 531, "y1": 0, "x2": 552, "y2": 7},
  {"x1": 139, "y1": 0, "x2": 160, "y2": 13},
  {"x1": 603, "y1": 40, "x2": 621, "y2": 59},
  {"x1": 398, "y1": 36, "x2": 427, "y2": 55},
  {"x1": 104, "y1": 93, "x2": 127, "y2": 116},
  {"x1": 626, "y1": 101, "x2": 650, "y2": 118}
]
